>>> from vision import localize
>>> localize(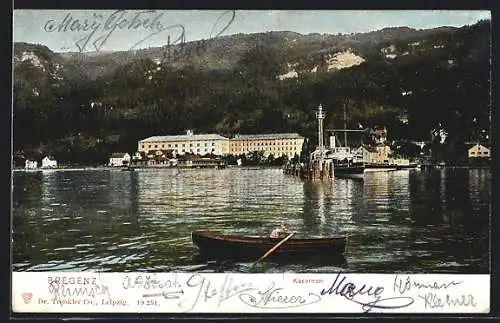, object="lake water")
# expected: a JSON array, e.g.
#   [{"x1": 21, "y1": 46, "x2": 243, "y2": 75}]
[{"x1": 12, "y1": 167, "x2": 490, "y2": 273}]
